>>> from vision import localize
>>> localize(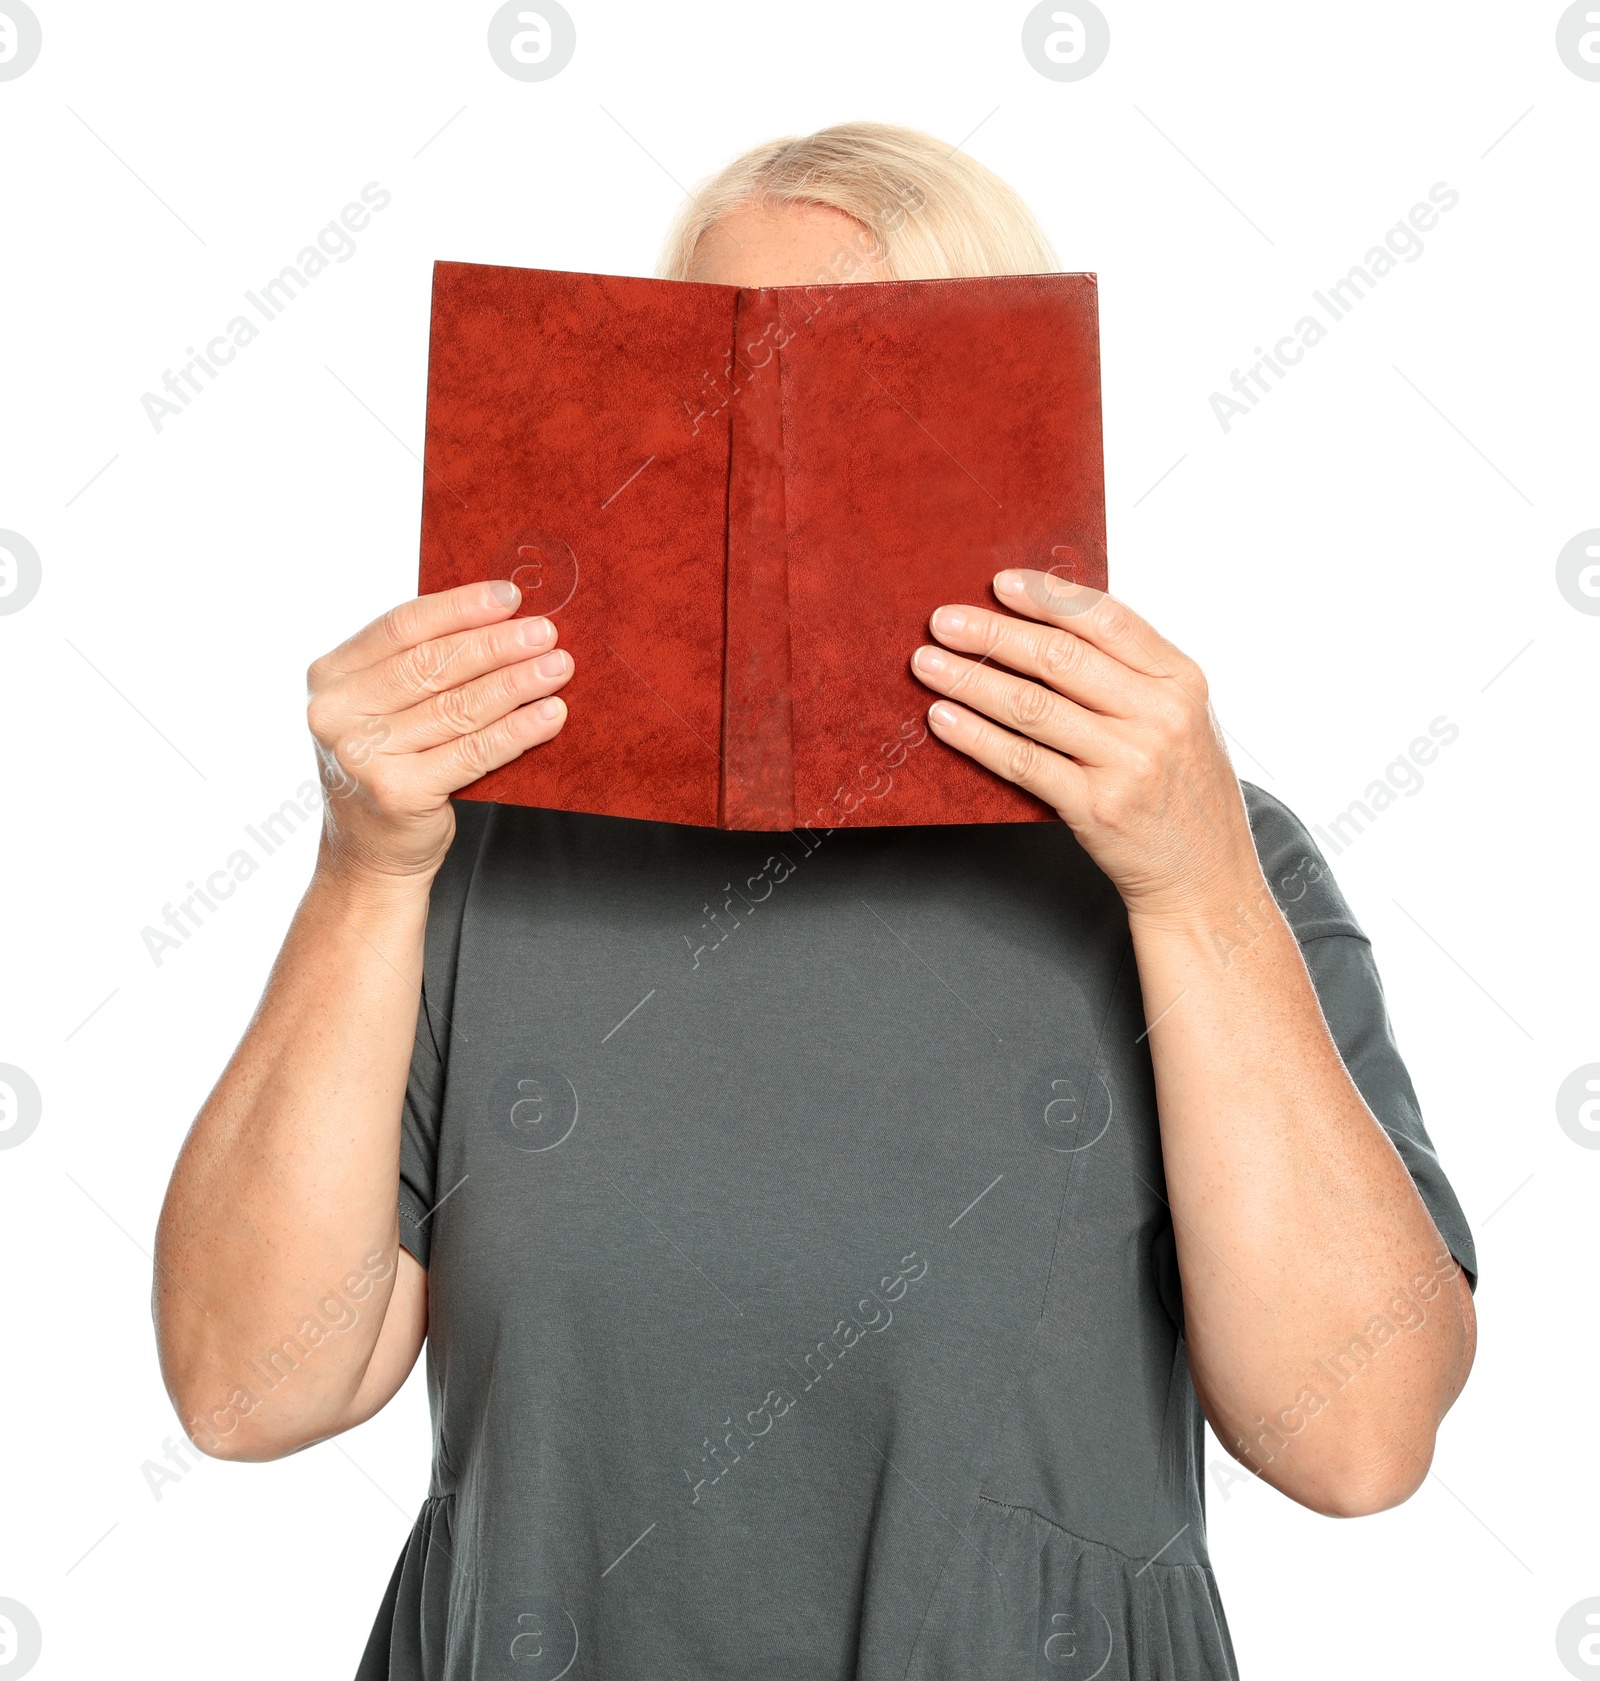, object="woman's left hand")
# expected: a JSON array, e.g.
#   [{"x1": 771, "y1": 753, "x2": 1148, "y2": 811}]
[
  {"x1": 910, "y1": 570, "x2": 1263, "y2": 923},
  {"x1": 913, "y1": 572, "x2": 1478, "y2": 1518}
]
